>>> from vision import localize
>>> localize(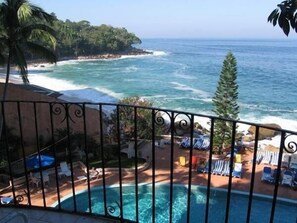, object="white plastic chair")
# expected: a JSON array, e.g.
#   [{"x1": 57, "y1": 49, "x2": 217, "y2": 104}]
[
  {"x1": 30, "y1": 172, "x2": 40, "y2": 188},
  {"x1": 59, "y1": 162, "x2": 71, "y2": 177}
]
